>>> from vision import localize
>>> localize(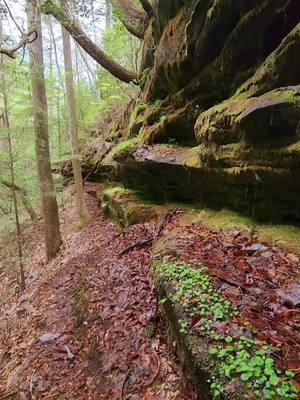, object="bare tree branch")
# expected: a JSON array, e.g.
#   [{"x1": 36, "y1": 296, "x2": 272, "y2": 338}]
[
  {"x1": 111, "y1": 0, "x2": 146, "y2": 39},
  {"x1": 2, "y1": 0, "x2": 24, "y2": 35},
  {"x1": 0, "y1": 28, "x2": 38, "y2": 59},
  {"x1": 41, "y1": 0, "x2": 138, "y2": 84},
  {"x1": 0, "y1": 0, "x2": 38, "y2": 59}
]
